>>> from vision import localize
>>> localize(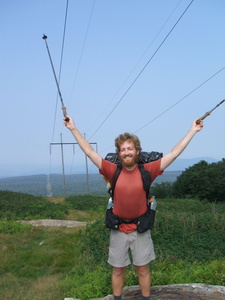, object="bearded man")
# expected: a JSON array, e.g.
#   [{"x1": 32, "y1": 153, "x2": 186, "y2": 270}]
[{"x1": 64, "y1": 116, "x2": 203, "y2": 300}]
